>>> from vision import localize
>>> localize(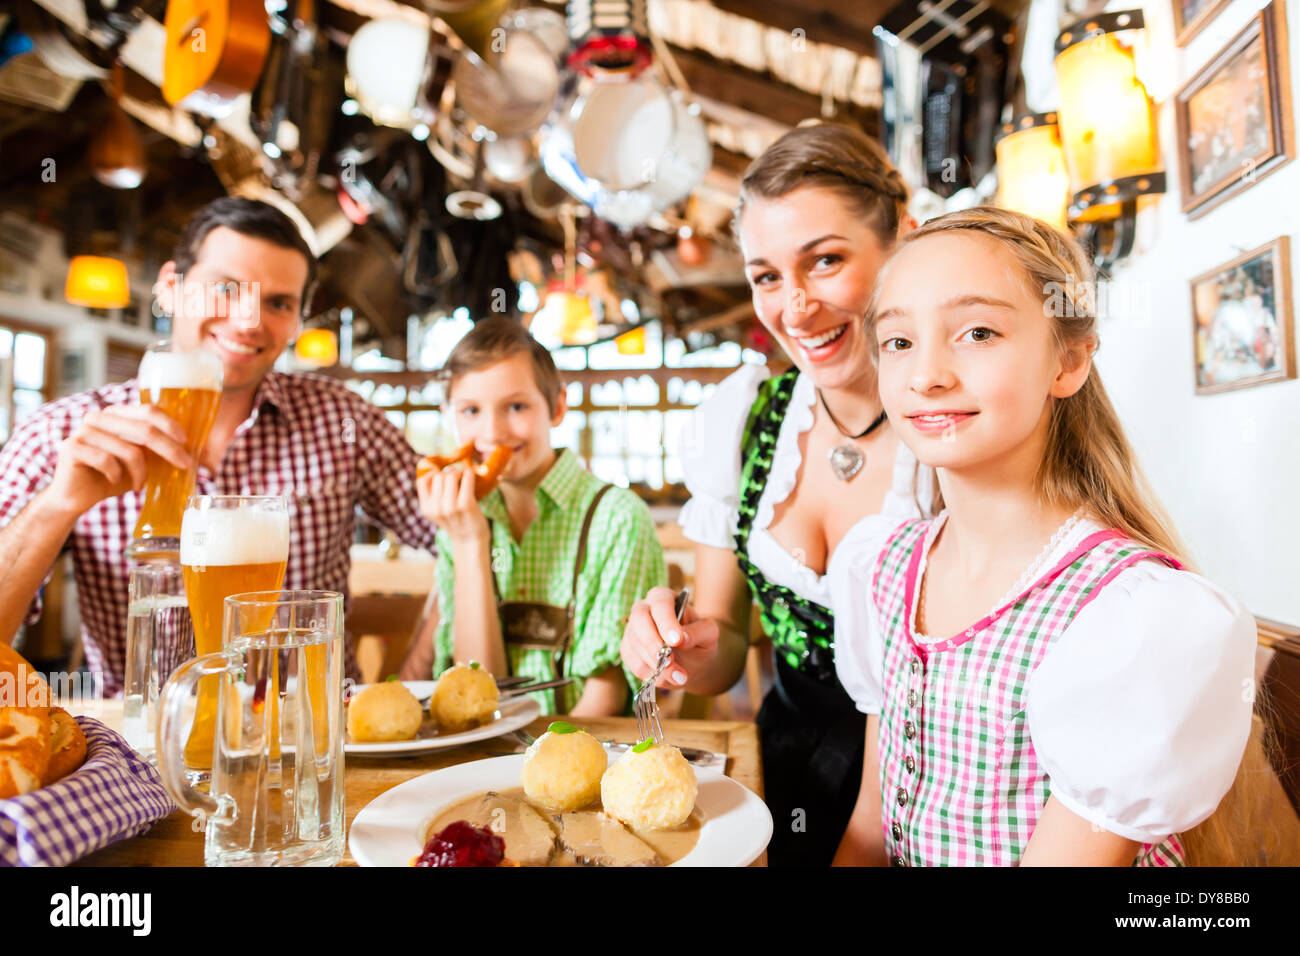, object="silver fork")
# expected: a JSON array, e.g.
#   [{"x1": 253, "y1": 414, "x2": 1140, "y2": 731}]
[
  {"x1": 633, "y1": 588, "x2": 690, "y2": 745},
  {"x1": 634, "y1": 645, "x2": 672, "y2": 745}
]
